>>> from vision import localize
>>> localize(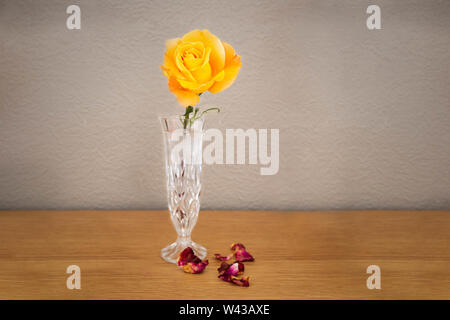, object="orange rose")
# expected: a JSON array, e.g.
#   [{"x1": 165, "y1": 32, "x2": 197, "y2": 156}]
[{"x1": 161, "y1": 29, "x2": 242, "y2": 107}]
